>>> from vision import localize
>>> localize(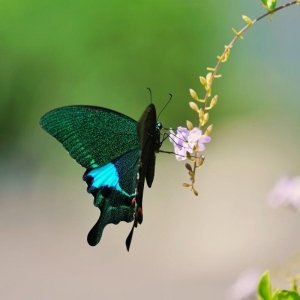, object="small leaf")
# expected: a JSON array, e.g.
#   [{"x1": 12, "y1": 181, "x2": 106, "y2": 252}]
[
  {"x1": 242, "y1": 15, "x2": 253, "y2": 25},
  {"x1": 257, "y1": 271, "x2": 272, "y2": 300},
  {"x1": 193, "y1": 188, "x2": 198, "y2": 196},
  {"x1": 261, "y1": 0, "x2": 277, "y2": 10}
]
